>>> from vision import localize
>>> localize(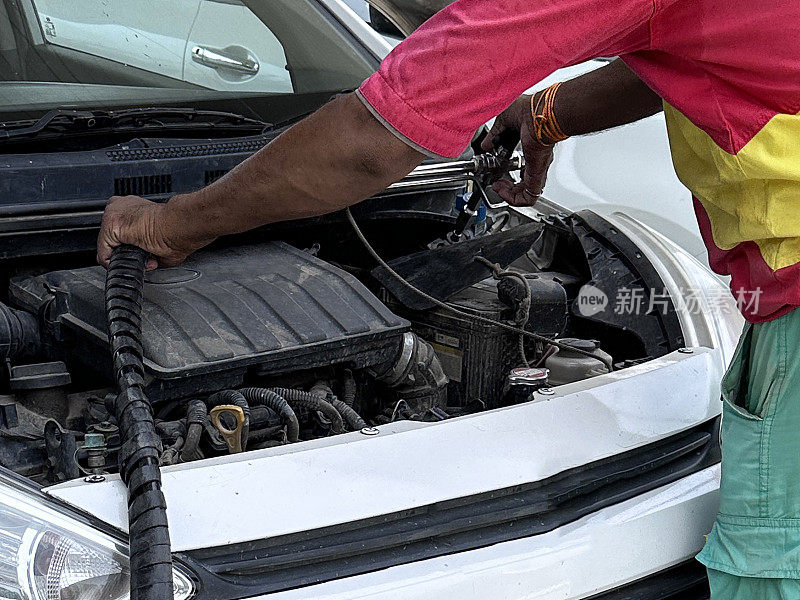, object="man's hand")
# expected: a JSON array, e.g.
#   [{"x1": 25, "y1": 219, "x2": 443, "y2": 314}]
[
  {"x1": 97, "y1": 195, "x2": 200, "y2": 269},
  {"x1": 480, "y1": 61, "x2": 666, "y2": 208},
  {"x1": 481, "y1": 94, "x2": 554, "y2": 207}
]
